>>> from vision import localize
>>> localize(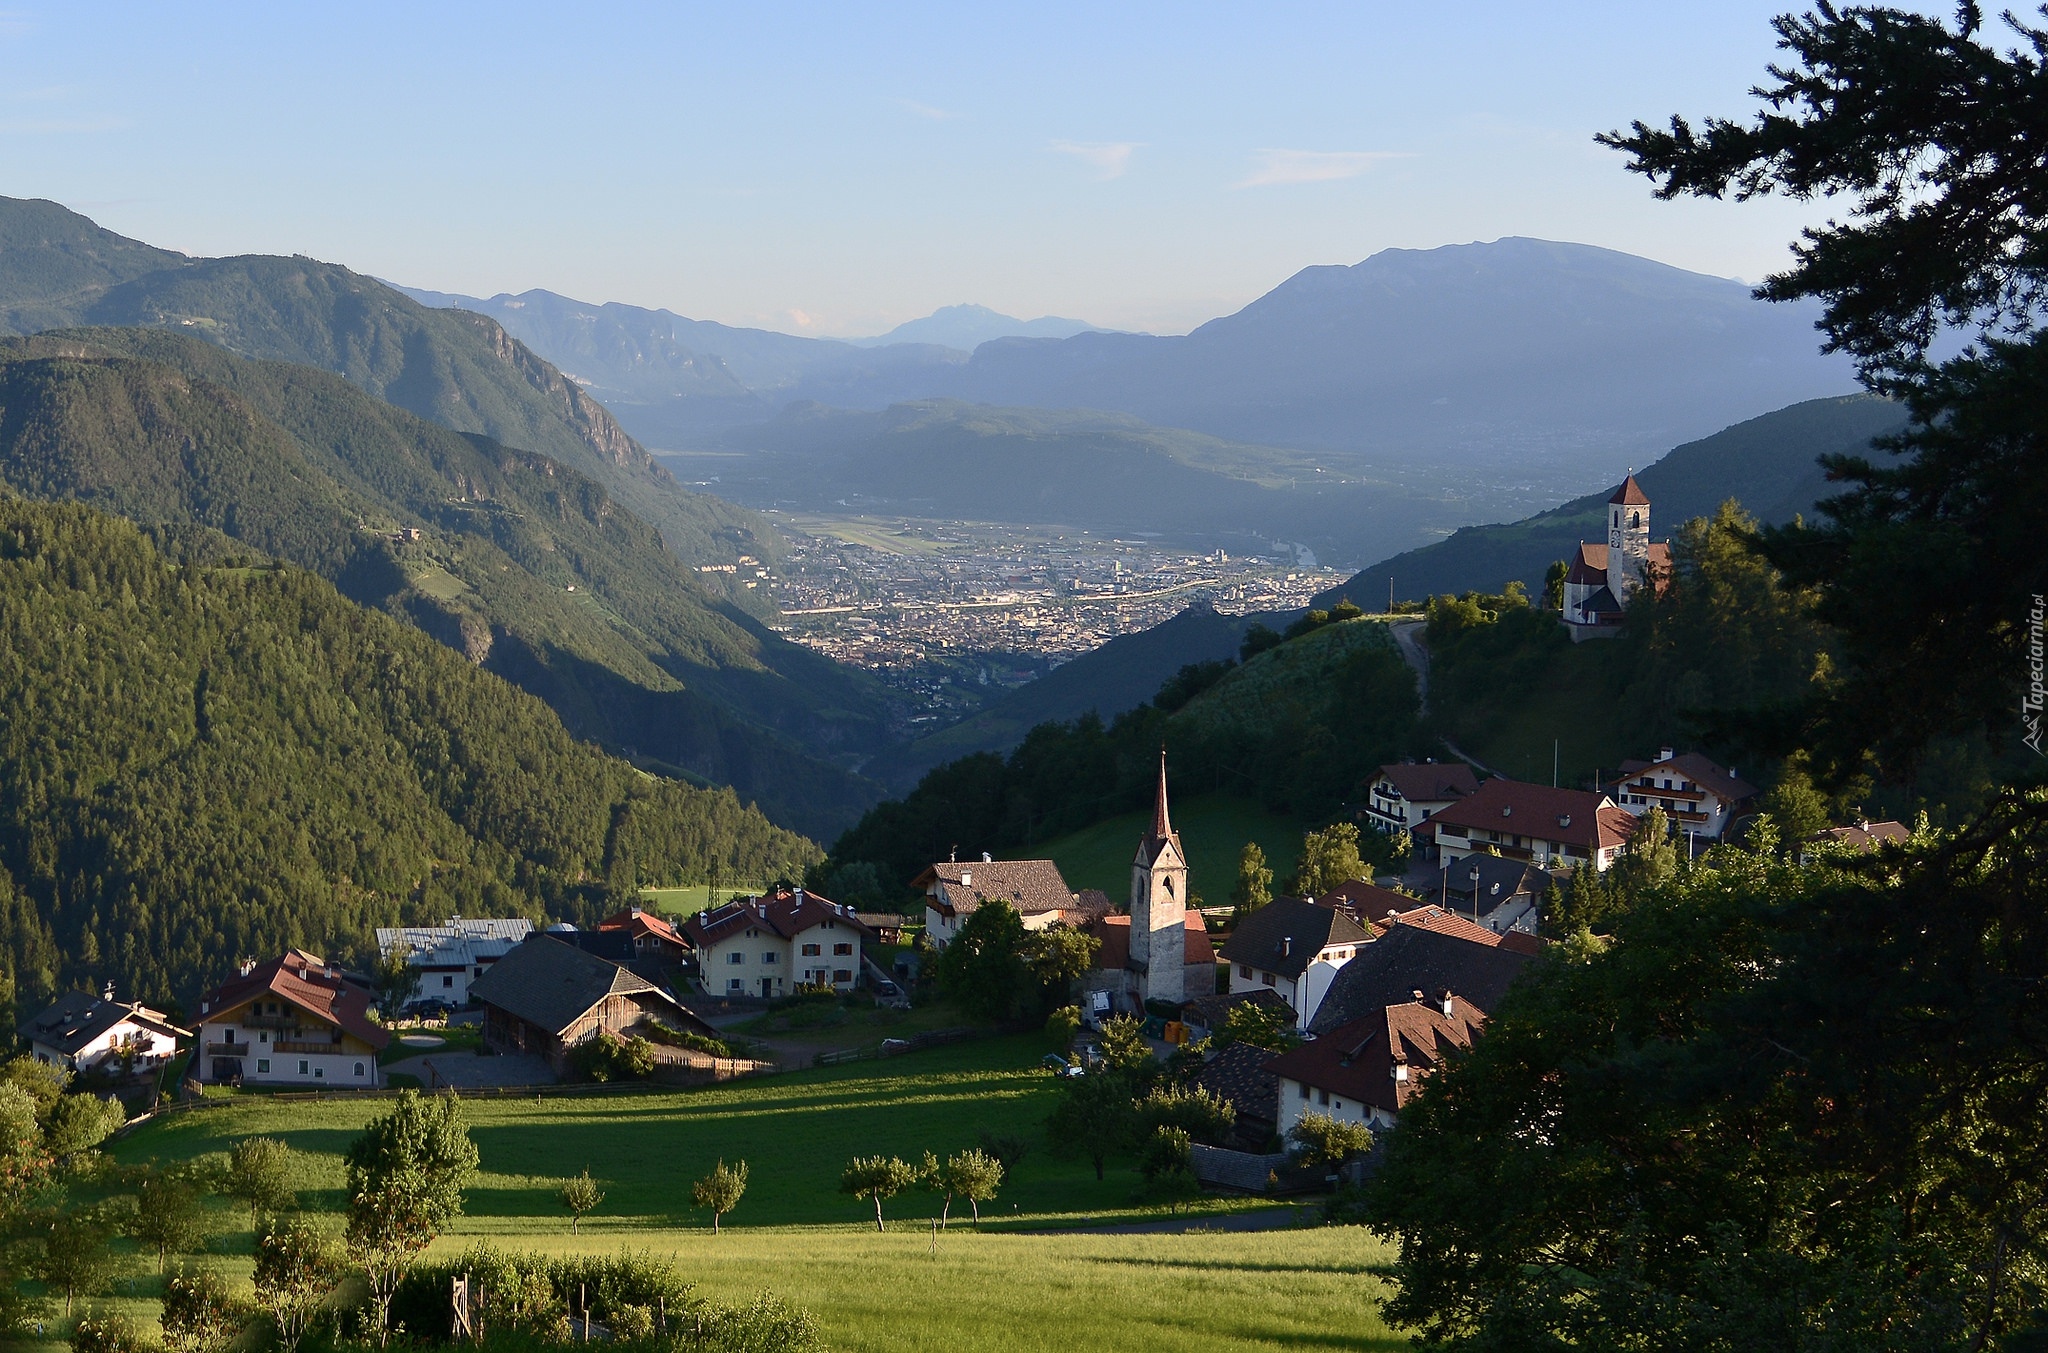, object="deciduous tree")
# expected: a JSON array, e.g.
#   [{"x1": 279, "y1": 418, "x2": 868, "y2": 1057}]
[
  {"x1": 125, "y1": 1170, "x2": 212, "y2": 1274},
  {"x1": 1288, "y1": 1111, "x2": 1373, "y2": 1172},
  {"x1": 221, "y1": 1136, "x2": 295, "y2": 1225},
  {"x1": 253, "y1": 1218, "x2": 341, "y2": 1353},
  {"x1": 558, "y1": 1169, "x2": 603, "y2": 1234},
  {"x1": 838, "y1": 1156, "x2": 916, "y2": 1232},
  {"x1": 1229, "y1": 843, "x2": 1273, "y2": 924},
  {"x1": 159, "y1": 1267, "x2": 245, "y2": 1353},
  {"x1": 690, "y1": 1158, "x2": 748, "y2": 1234},
  {"x1": 343, "y1": 1090, "x2": 478, "y2": 1345},
  {"x1": 1294, "y1": 823, "x2": 1366, "y2": 897}
]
